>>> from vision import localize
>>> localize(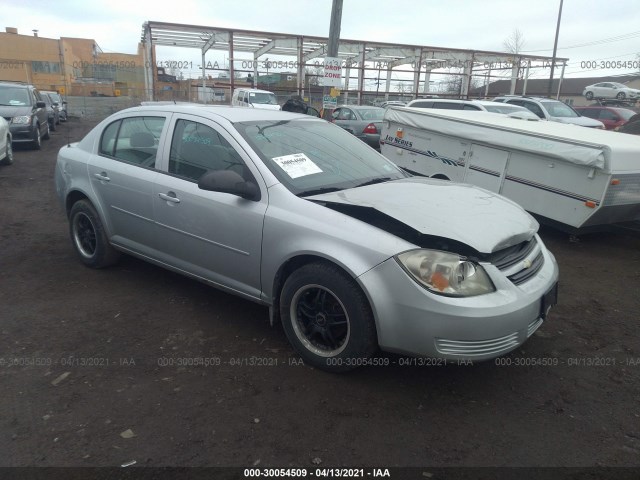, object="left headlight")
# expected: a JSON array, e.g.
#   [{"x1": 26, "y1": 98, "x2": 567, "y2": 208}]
[
  {"x1": 396, "y1": 249, "x2": 495, "y2": 297},
  {"x1": 11, "y1": 116, "x2": 31, "y2": 125}
]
